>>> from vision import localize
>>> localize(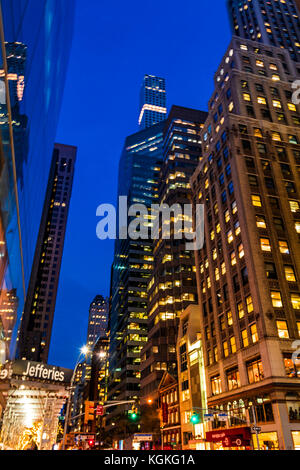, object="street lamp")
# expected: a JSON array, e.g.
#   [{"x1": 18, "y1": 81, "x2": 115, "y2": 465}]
[
  {"x1": 80, "y1": 345, "x2": 89, "y2": 356},
  {"x1": 61, "y1": 345, "x2": 89, "y2": 450}
]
